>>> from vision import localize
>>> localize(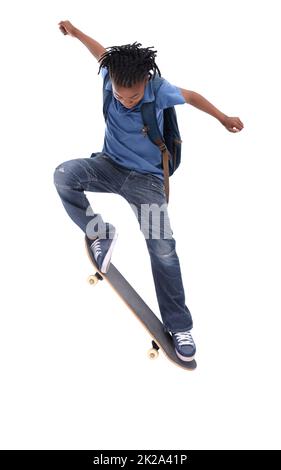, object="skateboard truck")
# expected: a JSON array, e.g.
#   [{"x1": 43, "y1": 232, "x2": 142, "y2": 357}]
[
  {"x1": 88, "y1": 272, "x2": 104, "y2": 285},
  {"x1": 147, "y1": 340, "x2": 160, "y2": 360}
]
